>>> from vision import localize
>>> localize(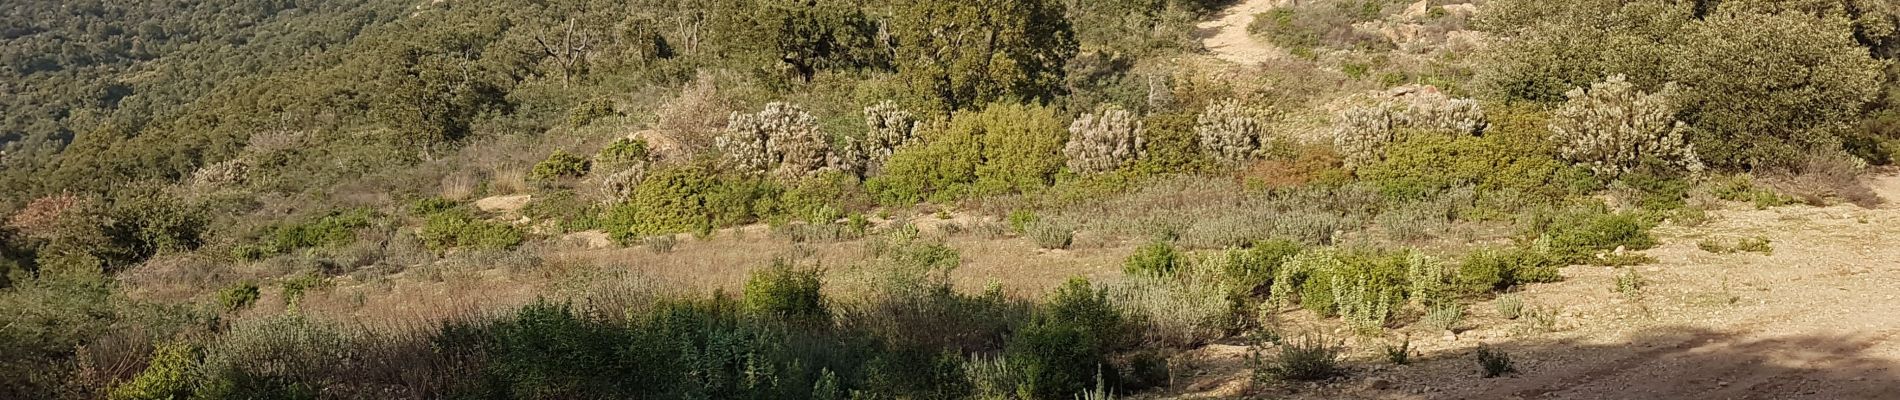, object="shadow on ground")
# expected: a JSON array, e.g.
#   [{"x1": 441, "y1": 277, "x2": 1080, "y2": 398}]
[{"x1": 1415, "y1": 326, "x2": 1900, "y2": 400}]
